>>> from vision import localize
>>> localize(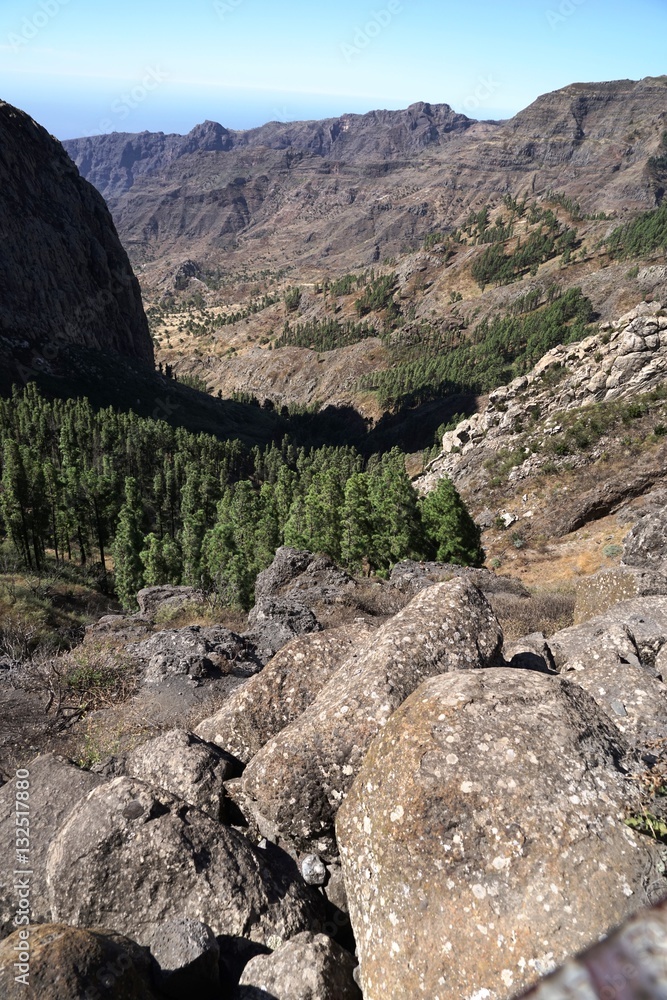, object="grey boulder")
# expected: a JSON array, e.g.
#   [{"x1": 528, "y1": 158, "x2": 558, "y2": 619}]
[
  {"x1": 128, "y1": 625, "x2": 260, "y2": 683},
  {"x1": 234, "y1": 932, "x2": 361, "y2": 1000}
]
